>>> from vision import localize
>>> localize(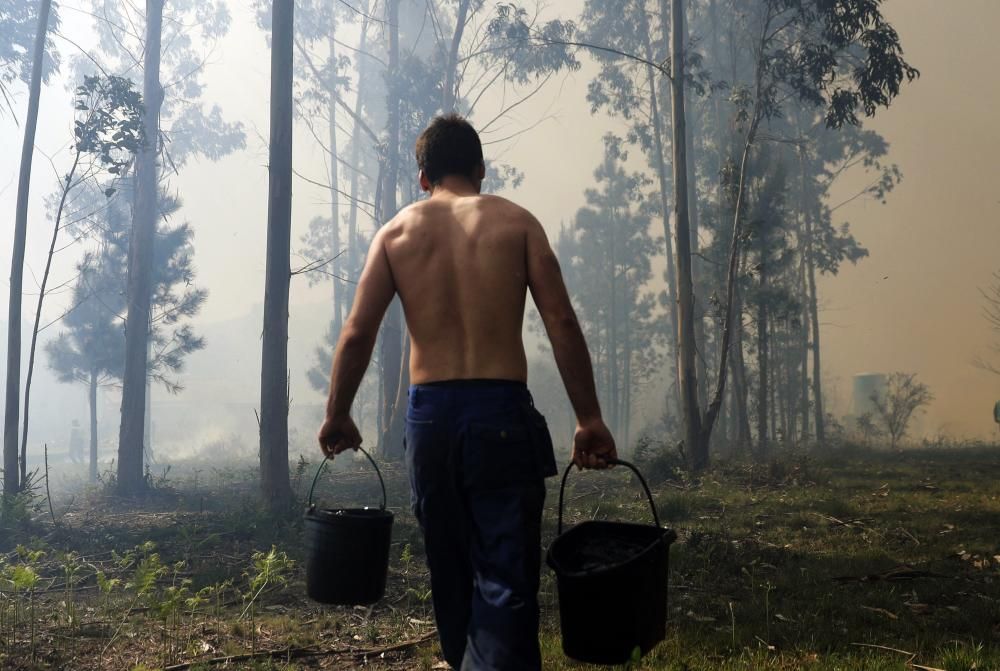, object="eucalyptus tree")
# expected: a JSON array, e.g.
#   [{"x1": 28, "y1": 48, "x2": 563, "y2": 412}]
[
  {"x1": 257, "y1": 0, "x2": 296, "y2": 504},
  {"x1": 671, "y1": 0, "x2": 917, "y2": 469},
  {"x1": 4, "y1": 0, "x2": 58, "y2": 496}
]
